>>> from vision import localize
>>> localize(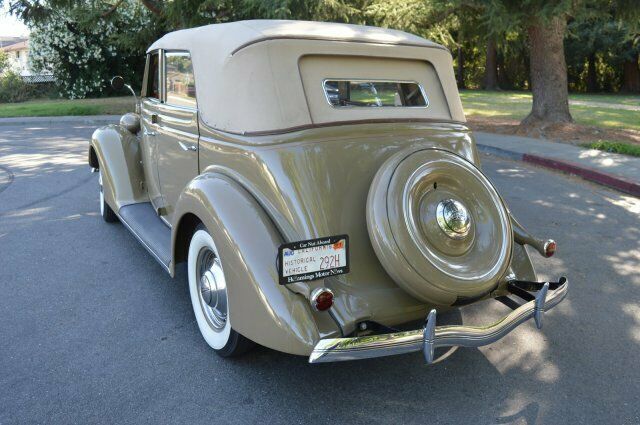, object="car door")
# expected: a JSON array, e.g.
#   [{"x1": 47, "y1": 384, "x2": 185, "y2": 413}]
[
  {"x1": 139, "y1": 51, "x2": 164, "y2": 211},
  {"x1": 155, "y1": 51, "x2": 199, "y2": 224}
]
